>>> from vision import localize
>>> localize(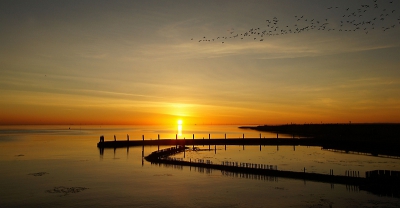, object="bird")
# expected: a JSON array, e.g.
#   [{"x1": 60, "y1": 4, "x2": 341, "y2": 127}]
[{"x1": 195, "y1": 0, "x2": 398, "y2": 44}]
